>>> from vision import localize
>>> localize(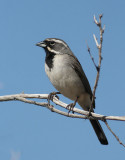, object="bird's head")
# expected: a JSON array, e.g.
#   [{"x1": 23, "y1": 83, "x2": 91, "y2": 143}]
[{"x1": 36, "y1": 38, "x2": 71, "y2": 55}]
